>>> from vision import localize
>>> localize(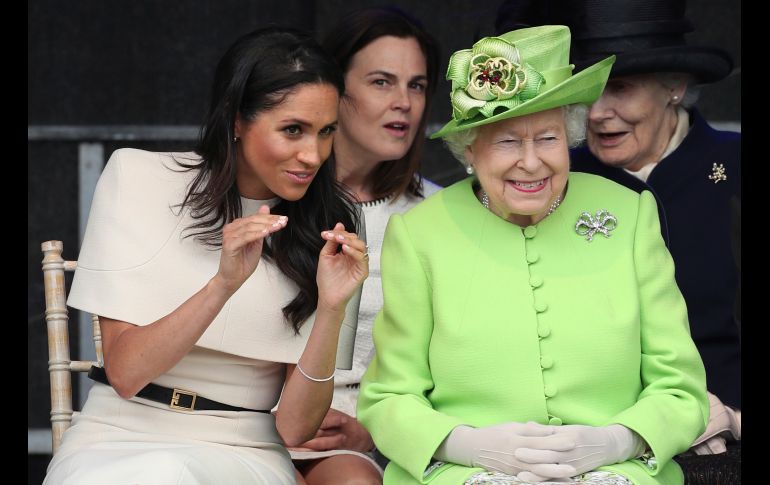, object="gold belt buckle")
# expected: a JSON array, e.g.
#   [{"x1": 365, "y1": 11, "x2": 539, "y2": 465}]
[{"x1": 170, "y1": 388, "x2": 197, "y2": 411}]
